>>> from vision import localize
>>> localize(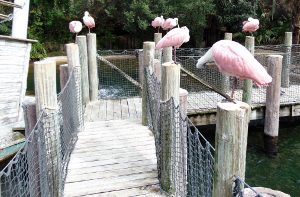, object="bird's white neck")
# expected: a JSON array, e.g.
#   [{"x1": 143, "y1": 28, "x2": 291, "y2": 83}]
[{"x1": 196, "y1": 48, "x2": 213, "y2": 68}]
